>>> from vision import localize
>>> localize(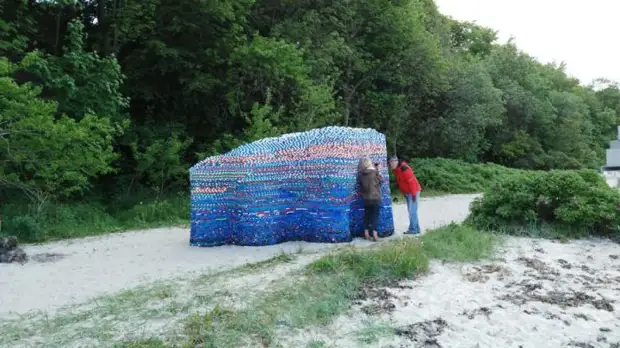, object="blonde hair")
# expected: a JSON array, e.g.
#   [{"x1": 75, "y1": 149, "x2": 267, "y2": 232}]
[{"x1": 360, "y1": 157, "x2": 374, "y2": 170}]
